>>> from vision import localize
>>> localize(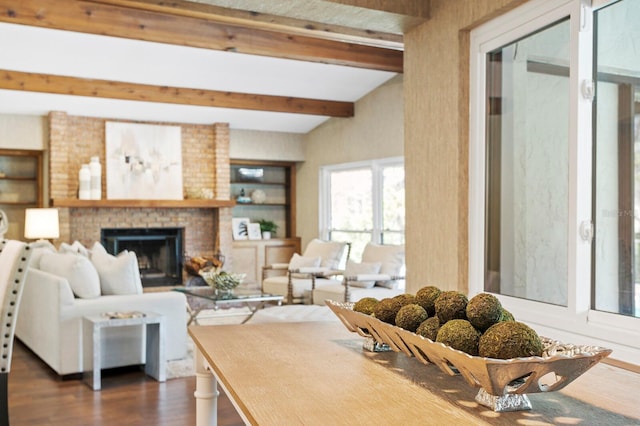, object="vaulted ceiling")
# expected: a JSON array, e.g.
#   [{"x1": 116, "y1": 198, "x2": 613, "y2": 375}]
[{"x1": 0, "y1": 0, "x2": 428, "y2": 133}]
